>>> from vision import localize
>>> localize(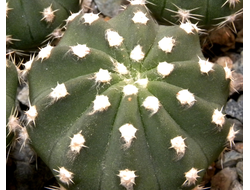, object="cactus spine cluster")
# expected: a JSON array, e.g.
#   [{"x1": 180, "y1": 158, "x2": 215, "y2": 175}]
[{"x1": 25, "y1": 1, "x2": 233, "y2": 189}]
